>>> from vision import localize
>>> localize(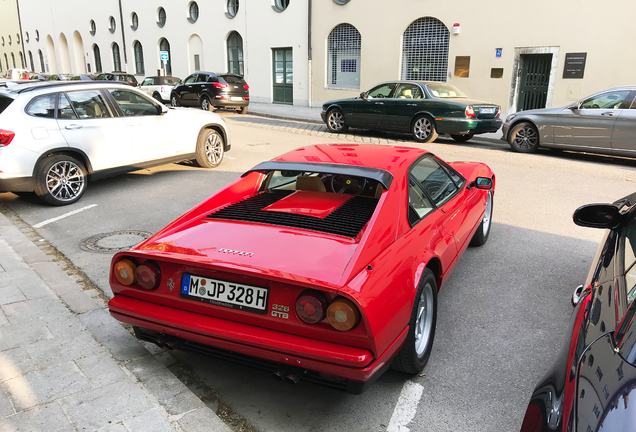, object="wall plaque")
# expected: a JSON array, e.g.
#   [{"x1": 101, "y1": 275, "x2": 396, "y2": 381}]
[{"x1": 563, "y1": 53, "x2": 587, "y2": 79}]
